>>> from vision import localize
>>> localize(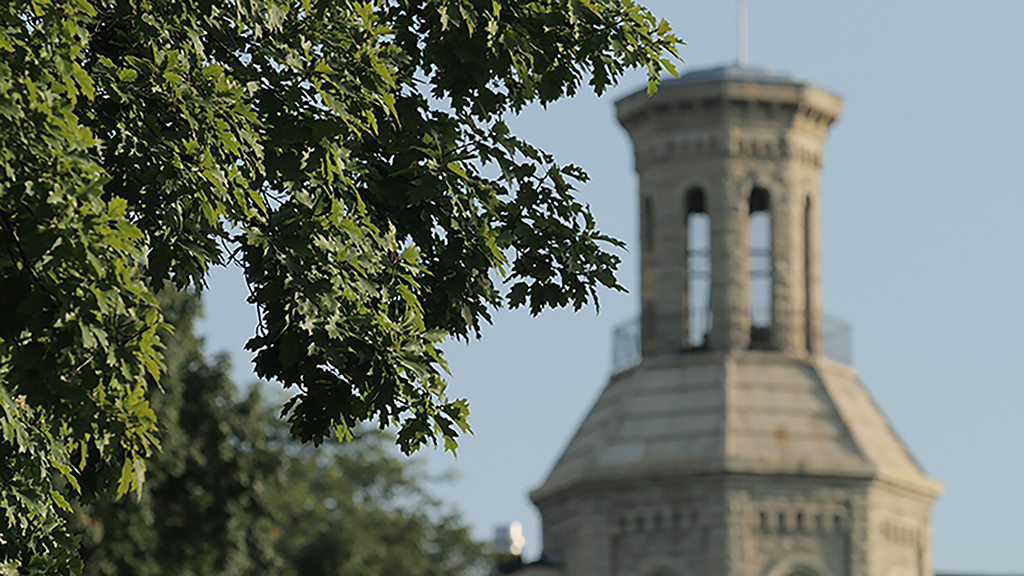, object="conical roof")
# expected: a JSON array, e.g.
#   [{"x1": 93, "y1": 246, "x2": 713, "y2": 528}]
[{"x1": 531, "y1": 353, "x2": 941, "y2": 503}]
